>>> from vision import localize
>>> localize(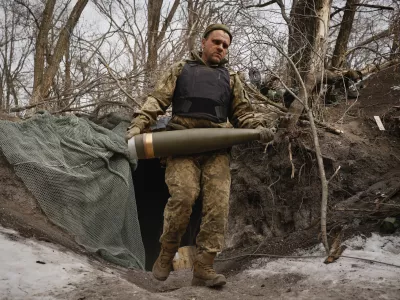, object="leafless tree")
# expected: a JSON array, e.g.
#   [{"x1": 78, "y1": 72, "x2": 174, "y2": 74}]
[
  {"x1": 331, "y1": 0, "x2": 360, "y2": 68},
  {"x1": 389, "y1": 2, "x2": 399, "y2": 59},
  {"x1": 29, "y1": 0, "x2": 89, "y2": 105},
  {"x1": 2, "y1": 0, "x2": 399, "y2": 255},
  {"x1": 0, "y1": 0, "x2": 35, "y2": 110},
  {"x1": 331, "y1": 0, "x2": 397, "y2": 69},
  {"x1": 239, "y1": 0, "x2": 332, "y2": 253}
]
